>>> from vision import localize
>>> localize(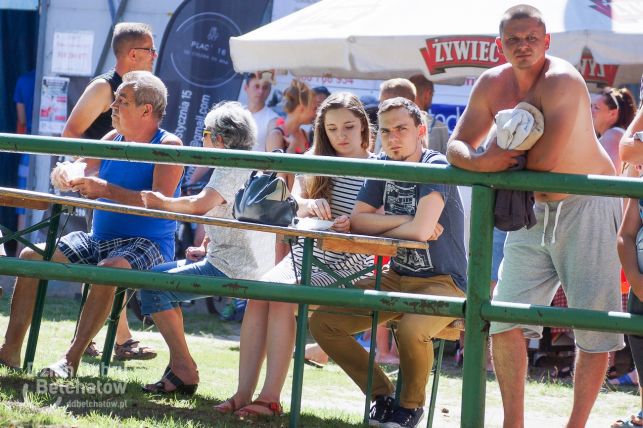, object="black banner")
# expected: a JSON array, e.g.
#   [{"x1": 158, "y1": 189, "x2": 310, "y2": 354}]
[{"x1": 156, "y1": 0, "x2": 272, "y2": 152}]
